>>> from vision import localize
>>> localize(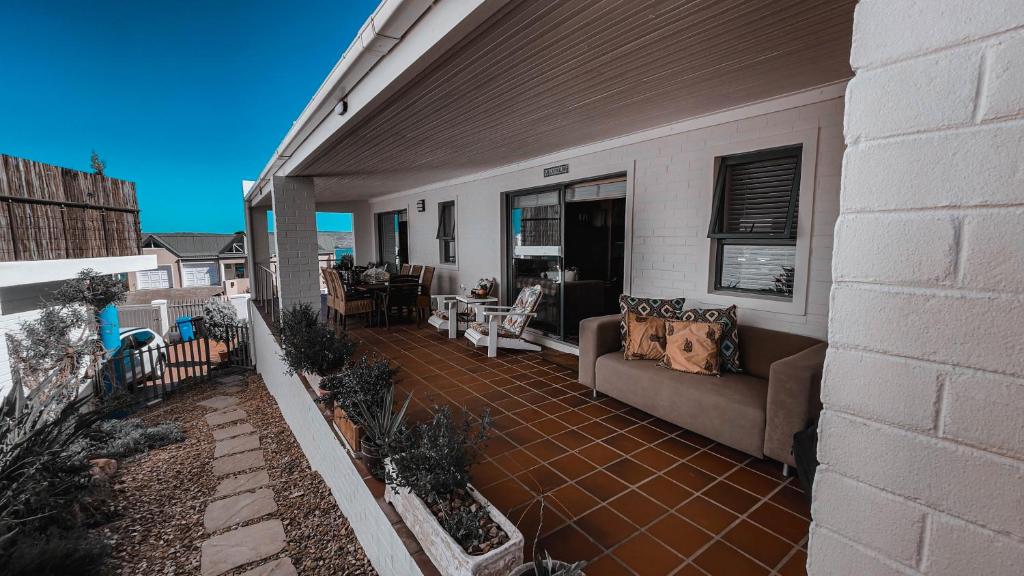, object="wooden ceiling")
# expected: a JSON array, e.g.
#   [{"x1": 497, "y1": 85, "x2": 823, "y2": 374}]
[{"x1": 297, "y1": 0, "x2": 855, "y2": 200}]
